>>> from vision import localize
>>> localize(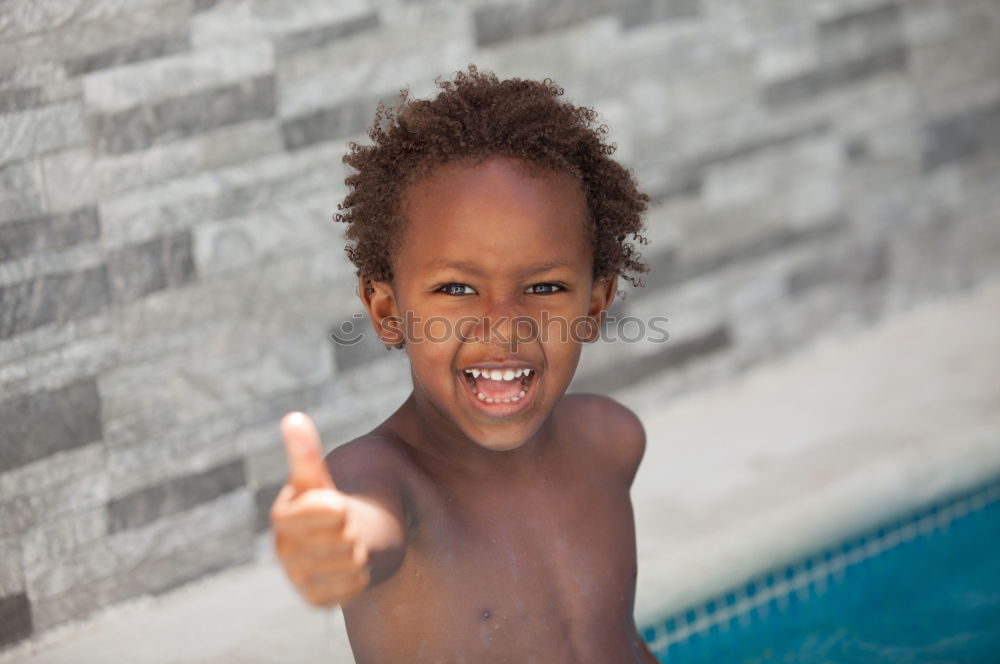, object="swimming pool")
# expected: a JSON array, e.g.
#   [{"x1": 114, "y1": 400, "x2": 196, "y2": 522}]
[{"x1": 639, "y1": 476, "x2": 1000, "y2": 663}]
